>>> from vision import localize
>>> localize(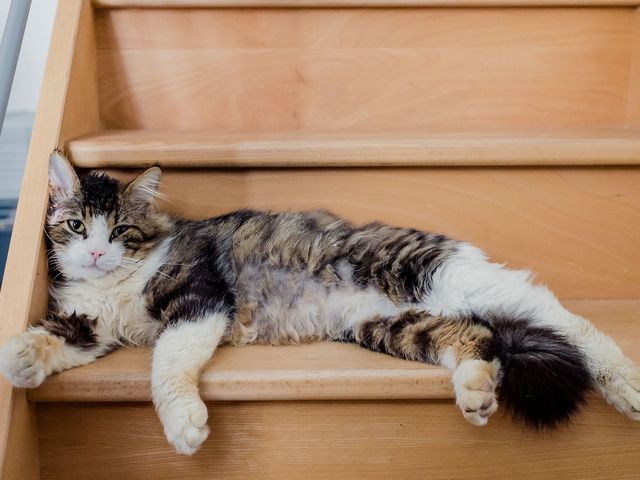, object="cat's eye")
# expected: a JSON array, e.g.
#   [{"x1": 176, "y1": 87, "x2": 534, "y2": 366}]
[
  {"x1": 66, "y1": 219, "x2": 85, "y2": 234},
  {"x1": 111, "y1": 225, "x2": 130, "y2": 239}
]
